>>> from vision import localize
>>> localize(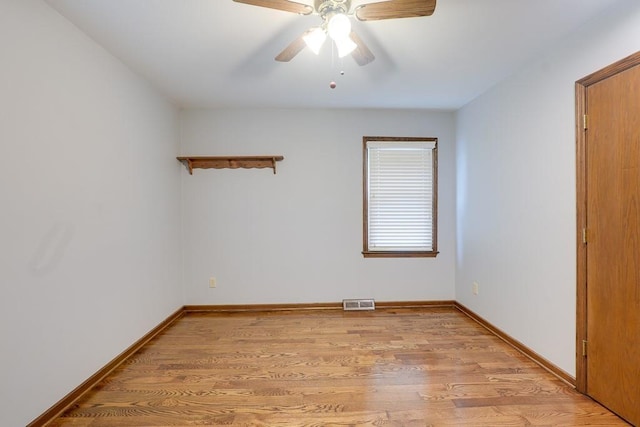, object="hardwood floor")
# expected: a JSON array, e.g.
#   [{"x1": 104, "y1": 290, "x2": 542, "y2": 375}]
[{"x1": 49, "y1": 308, "x2": 628, "y2": 426}]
